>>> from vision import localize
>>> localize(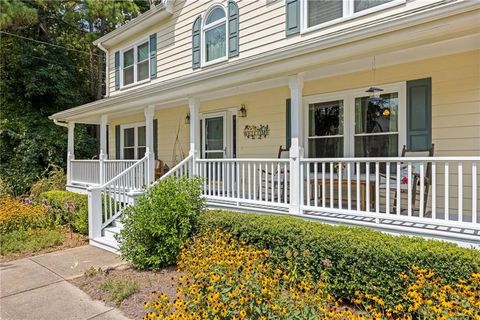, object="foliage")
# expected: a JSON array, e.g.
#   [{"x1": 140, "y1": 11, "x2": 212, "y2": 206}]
[
  {"x1": 0, "y1": 228, "x2": 64, "y2": 256},
  {"x1": 355, "y1": 266, "x2": 480, "y2": 319},
  {"x1": 0, "y1": 177, "x2": 12, "y2": 198},
  {"x1": 100, "y1": 278, "x2": 139, "y2": 306},
  {"x1": 0, "y1": 197, "x2": 51, "y2": 234},
  {"x1": 145, "y1": 229, "x2": 363, "y2": 320},
  {"x1": 197, "y1": 211, "x2": 480, "y2": 308},
  {"x1": 30, "y1": 165, "x2": 66, "y2": 199},
  {"x1": 118, "y1": 177, "x2": 205, "y2": 270},
  {"x1": 39, "y1": 190, "x2": 88, "y2": 235}
]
